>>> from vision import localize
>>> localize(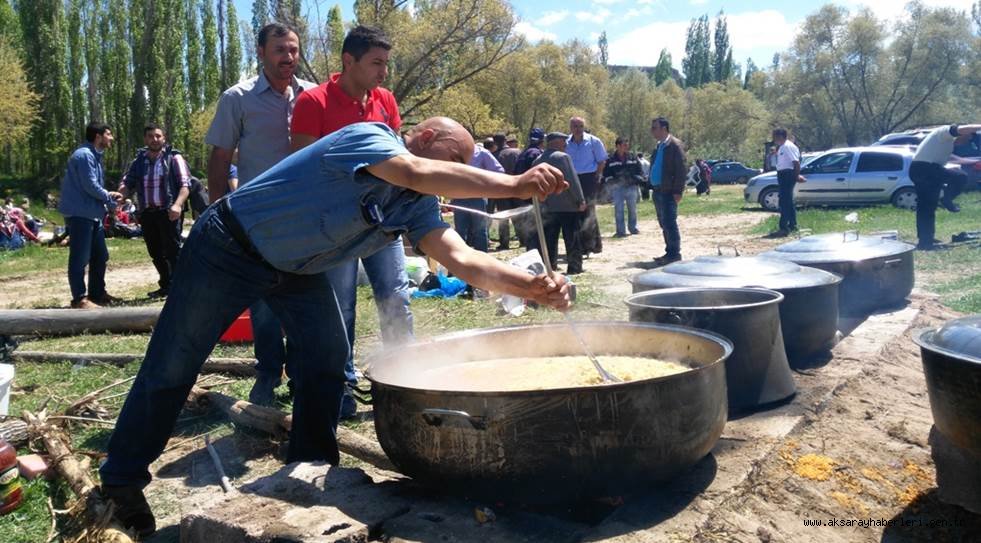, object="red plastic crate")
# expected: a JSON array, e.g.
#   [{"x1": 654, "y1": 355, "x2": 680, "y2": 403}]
[{"x1": 219, "y1": 310, "x2": 253, "y2": 343}]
